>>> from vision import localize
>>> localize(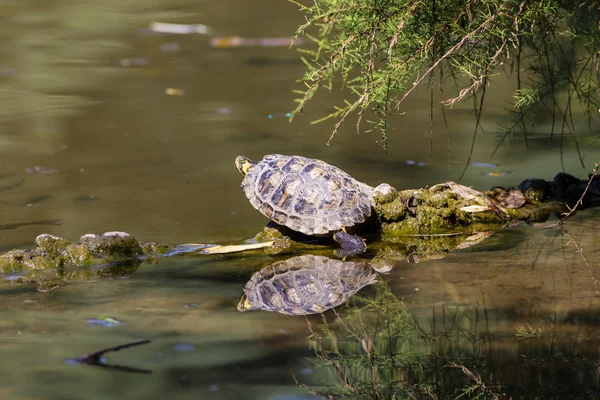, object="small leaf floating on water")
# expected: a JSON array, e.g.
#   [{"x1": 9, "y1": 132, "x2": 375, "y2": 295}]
[
  {"x1": 471, "y1": 162, "x2": 497, "y2": 169},
  {"x1": 149, "y1": 22, "x2": 209, "y2": 35},
  {"x1": 25, "y1": 166, "x2": 57, "y2": 175},
  {"x1": 484, "y1": 171, "x2": 512, "y2": 177},
  {"x1": 405, "y1": 160, "x2": 426, "y2": 167},
  {"x1": 120, "y1": 58, "x2": 149, "y2": 67},
  {"x1": 173, "y1": 343, "x2": 195, "y2": 352},
  {"x1": 87, "y1": 317, "x2": 124, "y2": 328},
  {"x1": 64, "y1": 340, "x2": 152, "y2": 374},
  {"x1": 165, "y1": 88, "x2": 185, "y2": 96},
  {"x1": 209, "y1": 36, "x2": 305, "y2": 48},
  {"x1": 268, "y1": 112, "x2": 292, "y2": 119}
]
